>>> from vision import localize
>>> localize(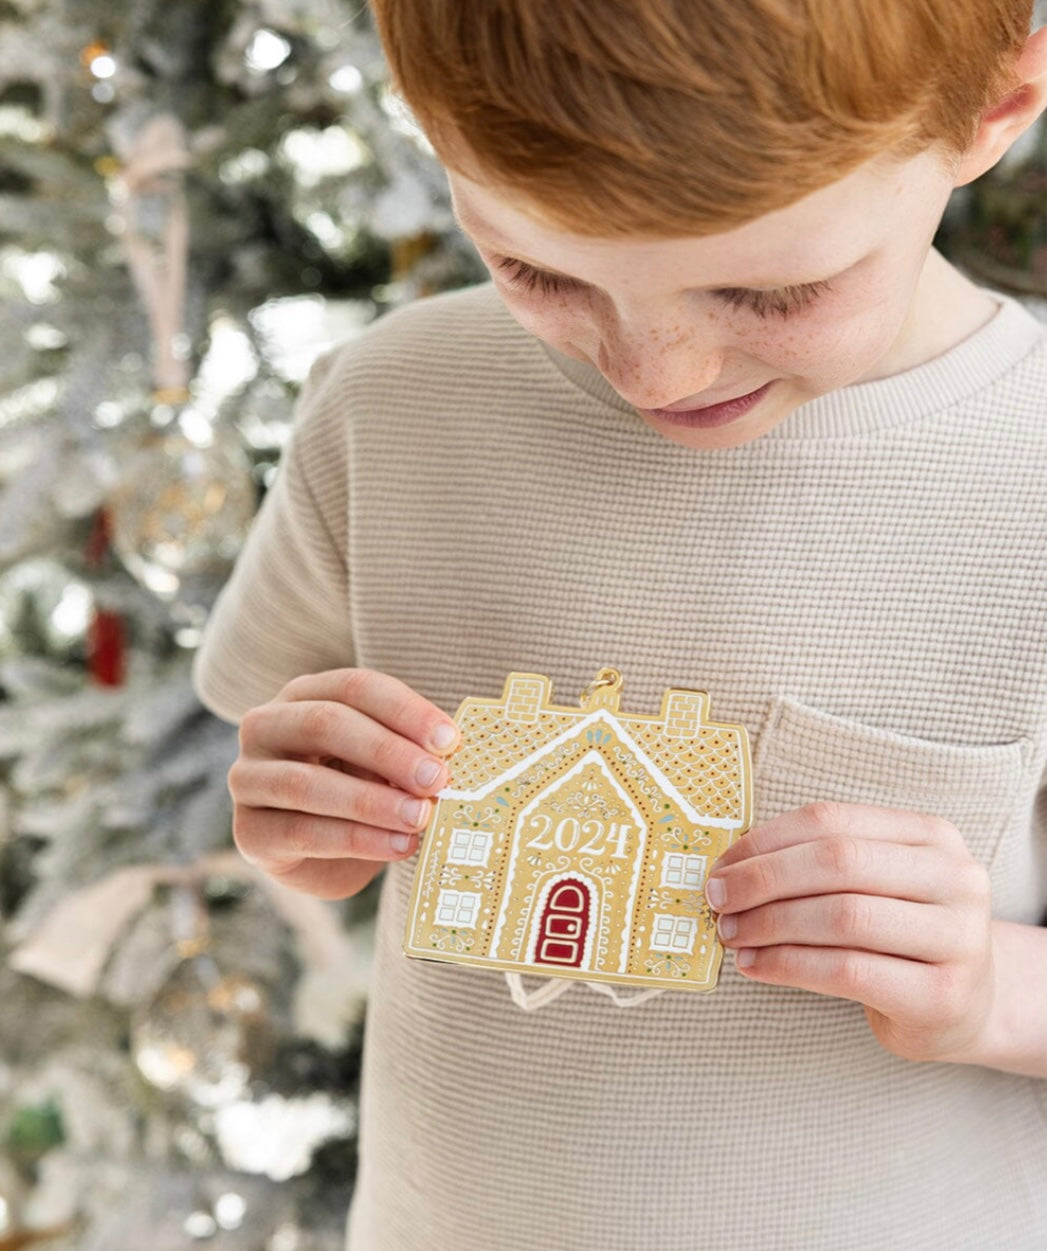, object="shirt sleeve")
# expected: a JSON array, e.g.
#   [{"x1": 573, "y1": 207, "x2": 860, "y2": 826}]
[{"x1": 191, "y1": 345, "x2": 355, "y2": 724}]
